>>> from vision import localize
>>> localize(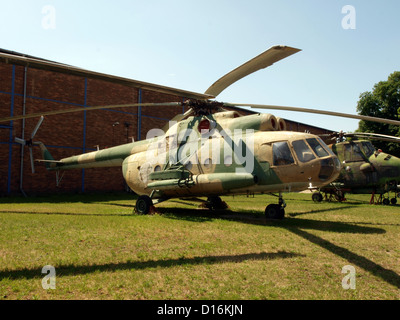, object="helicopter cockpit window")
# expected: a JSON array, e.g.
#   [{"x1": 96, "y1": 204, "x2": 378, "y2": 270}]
[
  {"x1": 352, "y1": 143, "x2": 365, "y2": 161},
  {"x1": 292, "y1": 140, "x2": 316, "y2": 163},
  {"x1": 361, "y1": 141, "x2": 375, "y2": 157},
  {"x1": 343, "y1": 143, "x2": 366, "y2": 162},
  {"x1": 318, "y1": 137, "x2": 335, "y2": 156},
  {"x1": 306, "y1": 138, "x2": 330, "y2": 157},
  {"x1": 273, "y1": 142, "x2": 295, "y2": 166},
  {"x1": 344, "y1": 144, "x2": 351, "y2": 161}
]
